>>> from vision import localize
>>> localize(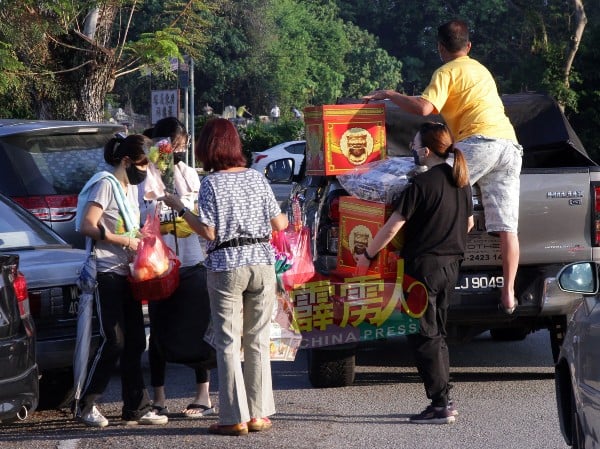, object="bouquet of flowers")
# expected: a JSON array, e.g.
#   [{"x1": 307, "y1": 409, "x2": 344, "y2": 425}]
[{"x1": 148, "y1": 138, "x2": 174, "y2": 192}]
